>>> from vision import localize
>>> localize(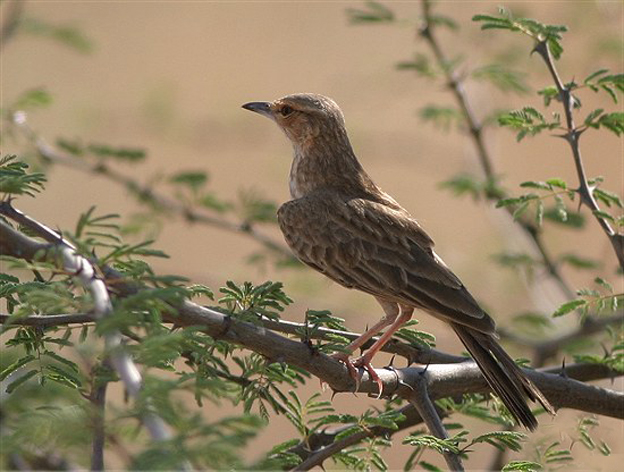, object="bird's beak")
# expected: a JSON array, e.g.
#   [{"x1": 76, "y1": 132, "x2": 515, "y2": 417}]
[{"x1": 242, "y1": 101, "x2": 273, "y2": 119}]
